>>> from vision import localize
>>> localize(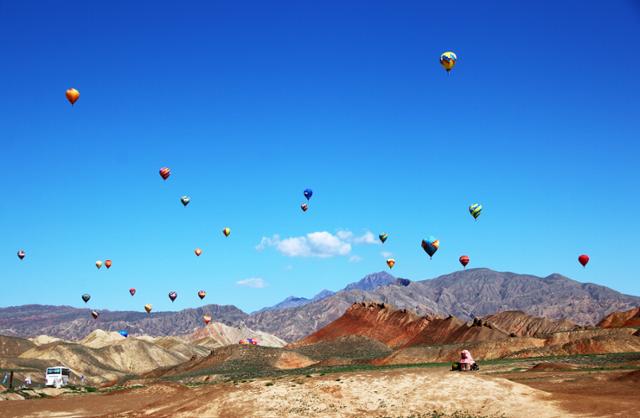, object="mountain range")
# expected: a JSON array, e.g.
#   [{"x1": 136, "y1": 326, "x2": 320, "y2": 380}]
[{"x1": 1, "y1": 269, "x2": 639, "y2": 342}]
